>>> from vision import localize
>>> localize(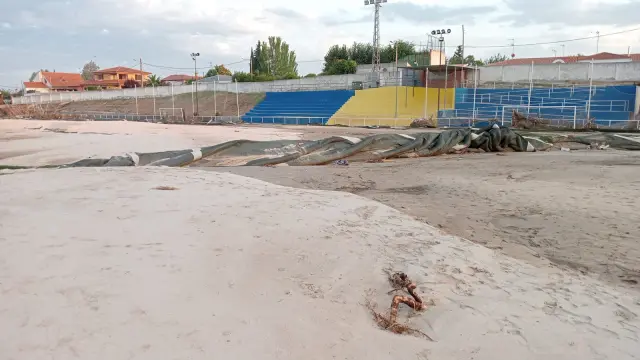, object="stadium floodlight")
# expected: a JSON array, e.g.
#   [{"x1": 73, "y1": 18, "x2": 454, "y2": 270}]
[{"x1": 366, "y1": 0, "x2": 389, "y2": 73}]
